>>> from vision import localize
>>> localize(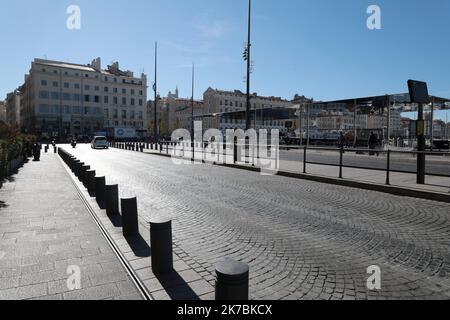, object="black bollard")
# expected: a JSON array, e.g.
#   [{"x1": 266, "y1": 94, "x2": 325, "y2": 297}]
[
  {"x1": 215, "y1": 258, "x2": 249, "y2": 301},
  {"x1": 105, "y1": 185, "x2": 119, "y2": 216},
  {"x1": 86, "y1": 170, "x2": 96, "y2": 194},
  {"x1": 121, "y1": 197, "x2": 139, "y2": 237},
  {"x1": 95, "y1": 176, "x2": 106, "y2": 205},
  {"x1": 75, "y1": 162, "x2": 84, "y2": 177},
  {"x1": 78, "y1": 165, "x2": 91, "y2": 185},
  {"x1": 150, "y1": 218, "x2": 173, "y2": 274}
]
